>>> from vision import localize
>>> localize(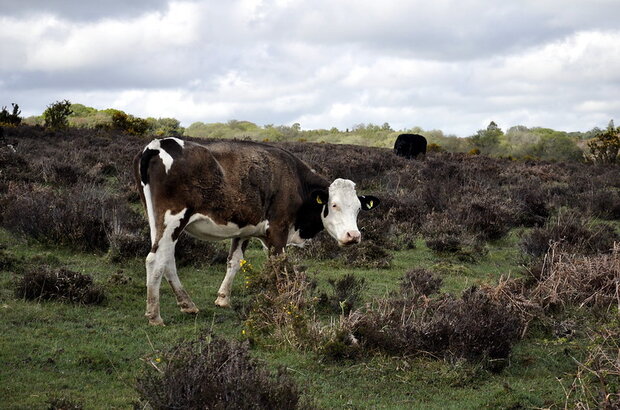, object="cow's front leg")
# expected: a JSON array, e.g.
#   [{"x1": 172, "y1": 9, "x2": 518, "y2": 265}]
[{"x1": 215, "y1": 238, "x2": 249, "y2": 308}]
